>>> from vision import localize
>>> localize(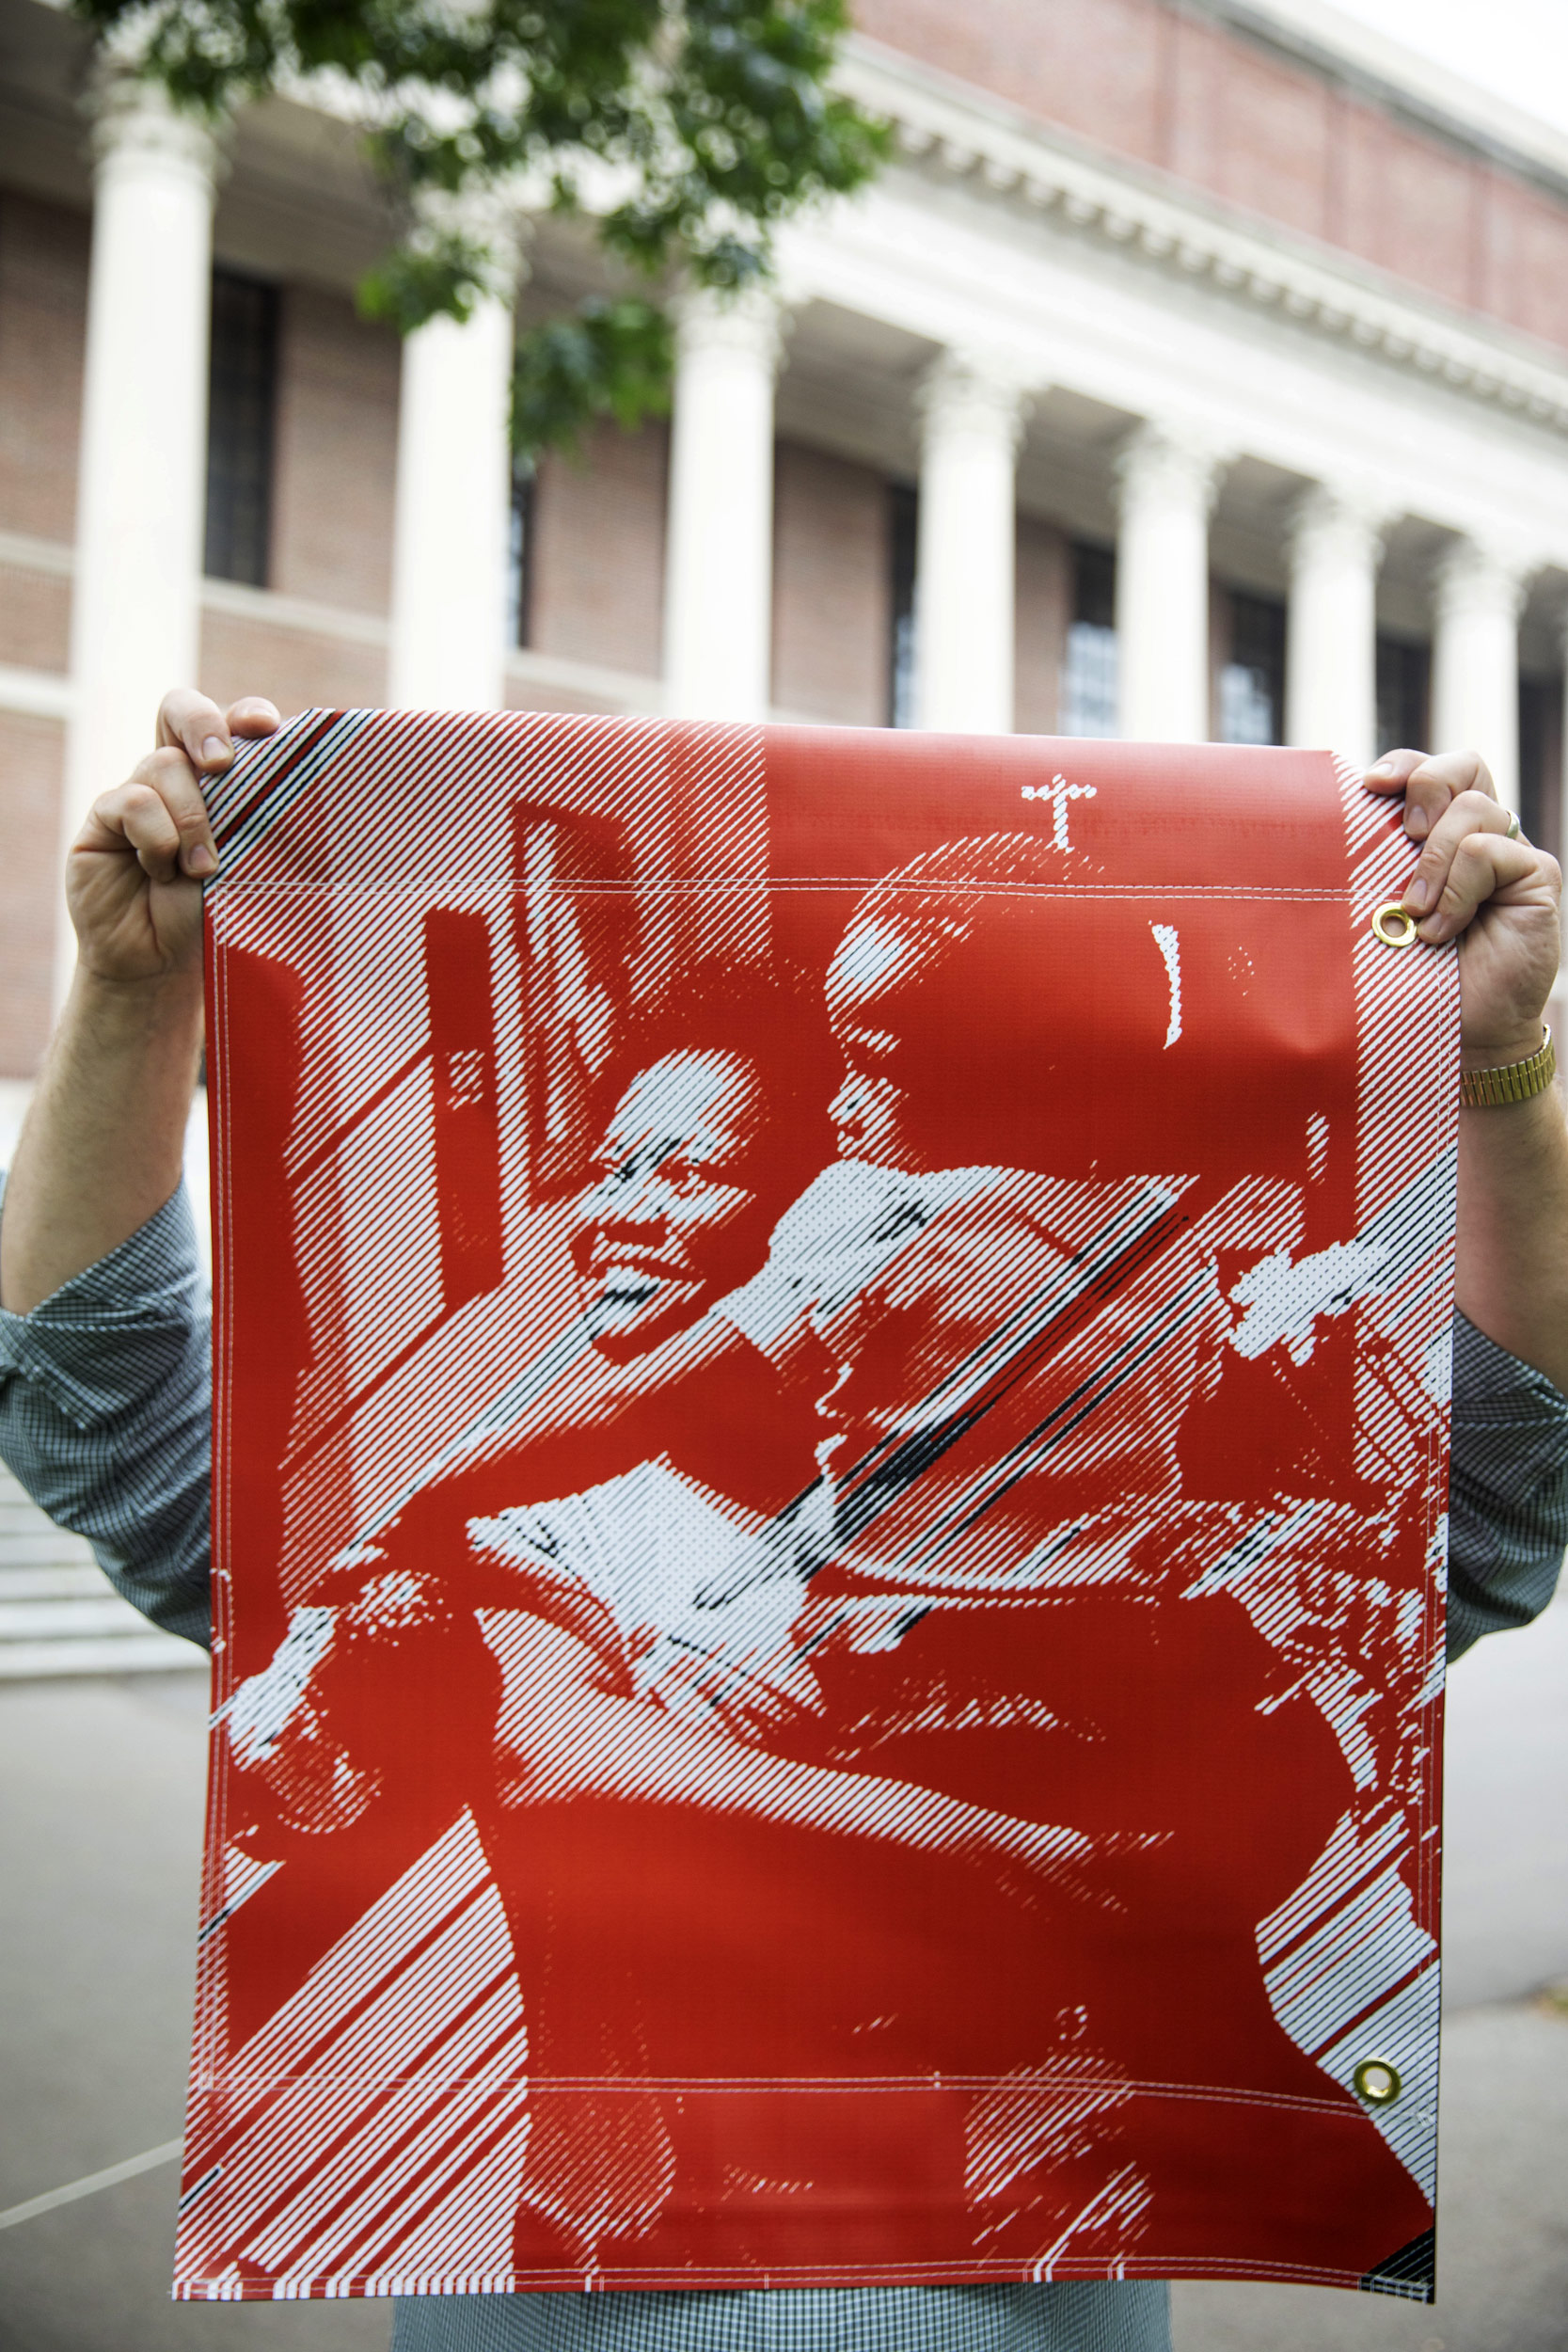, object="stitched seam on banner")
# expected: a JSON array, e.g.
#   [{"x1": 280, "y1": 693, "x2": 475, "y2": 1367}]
[{"x1": 208, "y1": 2072, "x2": 1380, "y2": 2117}]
